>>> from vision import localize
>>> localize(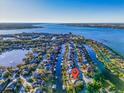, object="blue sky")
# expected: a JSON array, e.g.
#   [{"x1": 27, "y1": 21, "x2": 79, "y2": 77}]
[{"x1": 0, "y1": 0, "x2": 124, "y2": 23}]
